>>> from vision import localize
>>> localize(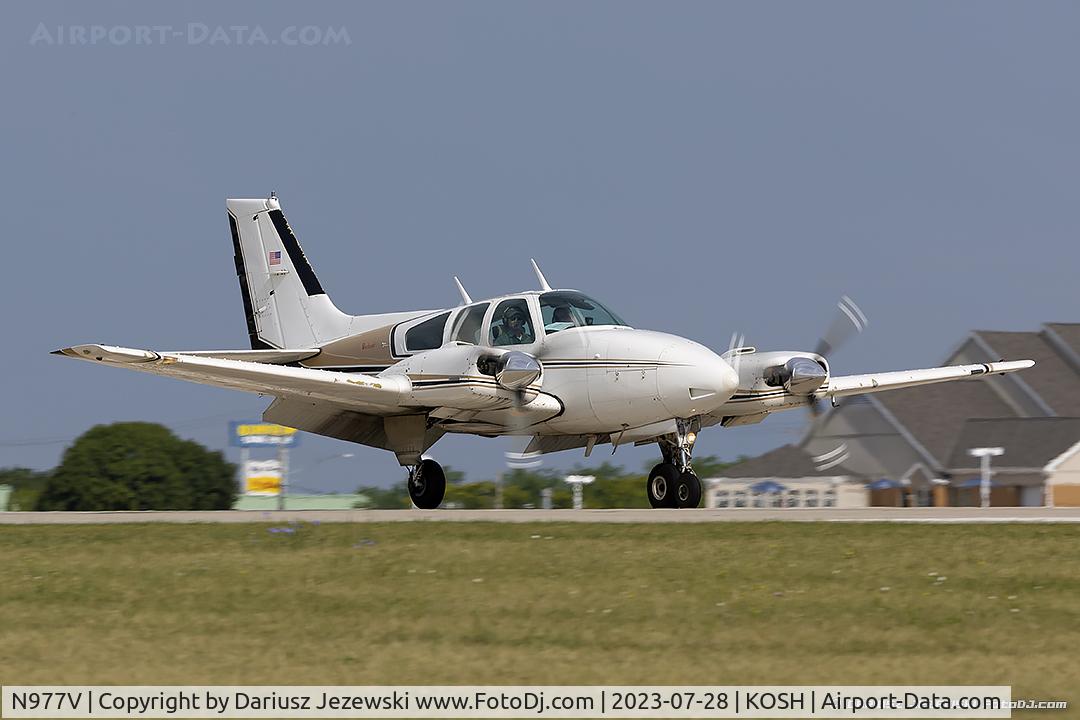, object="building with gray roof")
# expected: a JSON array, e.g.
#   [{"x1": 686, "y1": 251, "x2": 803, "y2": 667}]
[{"x1": 741, "y1": 323, "x2": 1080, "y2": 507}]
